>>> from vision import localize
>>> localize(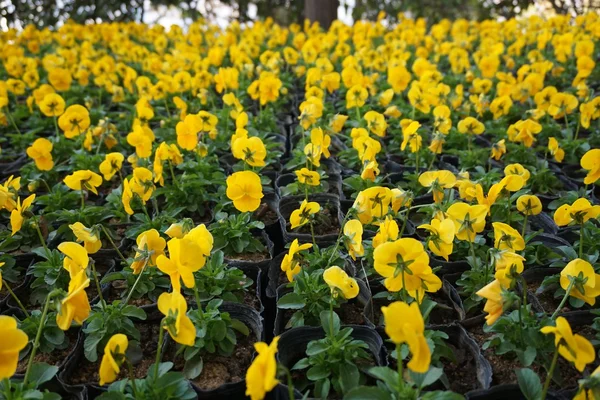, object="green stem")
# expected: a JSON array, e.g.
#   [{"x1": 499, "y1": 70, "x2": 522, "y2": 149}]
[
  {"x1": 164, "y1": 99, "x2": 171, "y2": 119},
  {"x1": 517, "y1": 301, "x2": 525, "y2": 348},
  {"x1": 399, "y1": 204, "x2": 411, "y2": 237},
  {"x1": 415, "y1": 150, "x2": 420, "y2": 175},
  {"x1": 33, "y1": 218, "x2": 51, "y2": 260},
  {"x1": 2, "y1": 280, "x2": 29, "y2": 318},
  {"x1": 328, "y1": 297, "x2": 335, "y2": 340},
  {"x1": 100, "y1": 225, "x2": 127, "y2": 263},
  {"x1": 579, "y1": 224, "x2": 584, "y2": 259},
  {"x1": 564, "y1": 113, "x2": 569, "y2": 132},
  {"x1": 396, "y1": 343, "x2": 404, "y2": 391},
  {"x1": 53, "y1": 116, "x2": 60, "y2": 142},
  {"x1": 193, "y1": 283, "x2": 203, "y2": 312},
  {"x1": 3, "y1": 378, "x2": 11, "y2": 399},
  {"x1": 23, "y1": 291, "x2": 57, "y2": 385},
  {"x1": 80, "y1": 190, "x2": 85, "y2": 211},
  {"x1": 521, "y1": 213, "x2": 529, "y2": 242},
  {"x1": 90, "y1": 260, "x2": 106, "y2": 310},
  {"x1": 284, "y1": 366, "x2": 295, "y2": 400},
  {"x1": 574, "y1": 119, "x2": 581, "y2": 141},
  {"x1": 325, "y1": 211, "x2": 352, "y2": 268},
  {"x1": 551, "y1": 278, "x2": 575, "y2": 320},
  {"x1": 154, "y1": 318, "x2": 166, "y2": 382},
  {"x1": 123, "y1": 258, "x2": 148, "y2": 306},
  {"x1": 168, "y1": 162, "x2": 178, "y2": 187},
  {"x1": 5, "y1": 107, "x2": 21, "y2": 135},
  {"x1": 126, "y1": 360, "x2": 139, "y2": 397},
  {"x1": 309, "y1": 220, "x2": 317, "y2": 249},
  {"x1": 541, "y1": 345, "x2": 560, "y2": 400}
]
